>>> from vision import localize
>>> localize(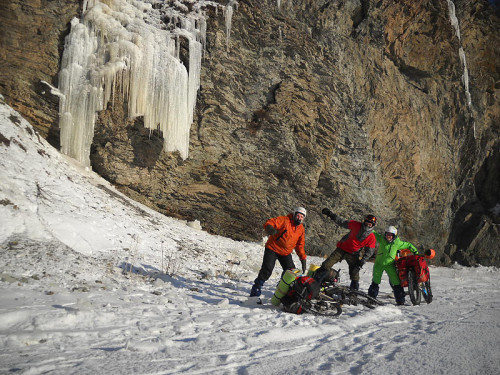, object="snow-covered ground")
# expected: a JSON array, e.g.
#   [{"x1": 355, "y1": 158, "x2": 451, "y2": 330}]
[{"x1": 0, "y1": 98, "x2": 499, "y2": 374}]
